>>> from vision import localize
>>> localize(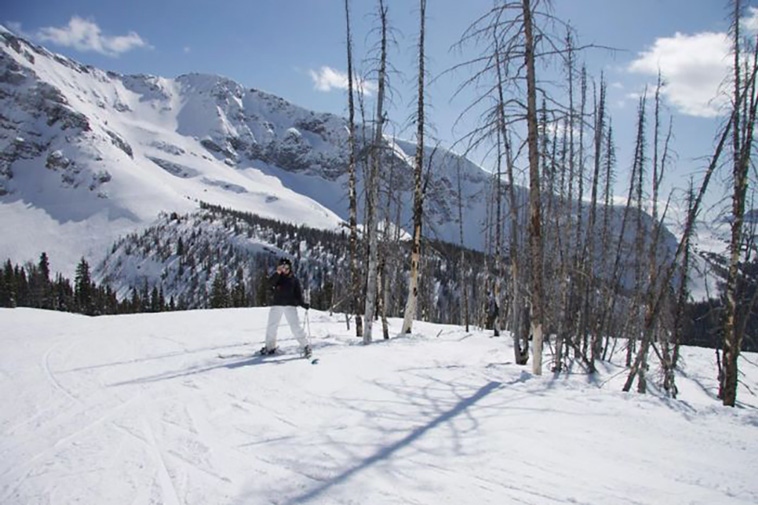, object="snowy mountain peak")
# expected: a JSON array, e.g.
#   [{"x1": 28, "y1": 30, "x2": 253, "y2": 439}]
[
  {"x1": 1, "y1": 26, "x2": 506, "y2": 278},
  {"x1": 0, "y1": 26, "x2": 684, "y2": 306},
  {"x1": 0, "y1": 31, "x2": 352, "y2": 275}
]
